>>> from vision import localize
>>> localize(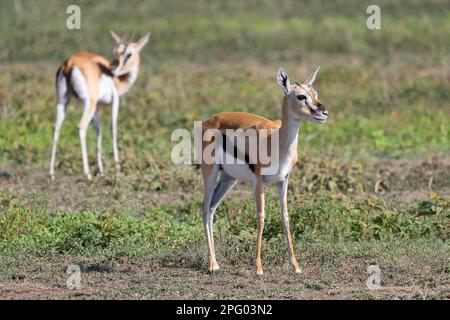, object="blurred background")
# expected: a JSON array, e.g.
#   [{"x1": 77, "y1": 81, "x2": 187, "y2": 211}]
[{"x1": 0, "y1": 0, "x2": 449, "y2": 165}]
